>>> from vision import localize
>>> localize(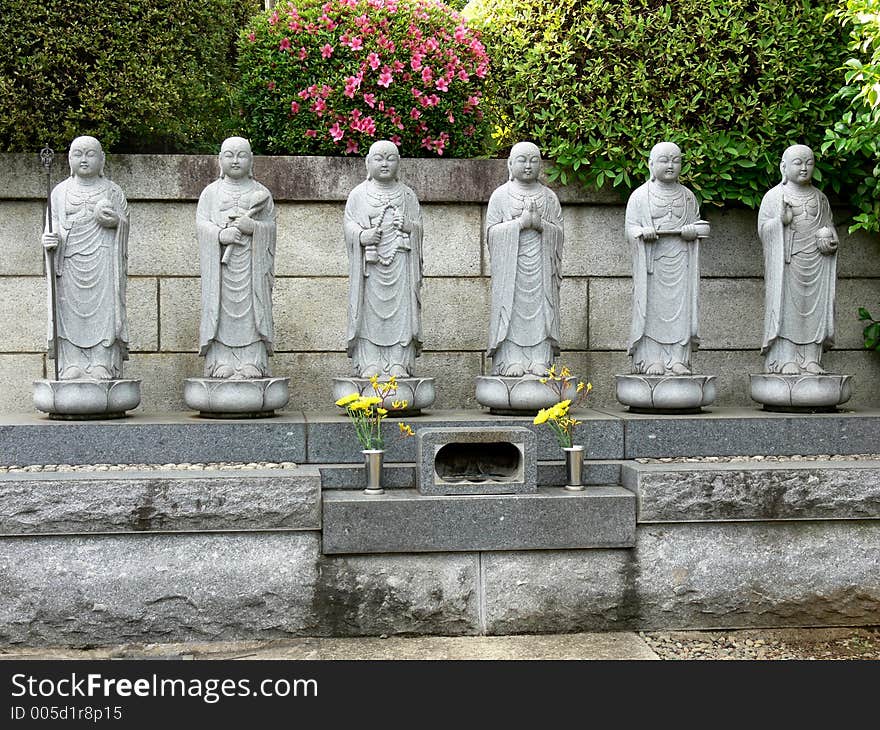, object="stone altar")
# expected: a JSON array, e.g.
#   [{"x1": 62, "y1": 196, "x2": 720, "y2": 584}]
[
  {"x1": 750, "y1": 144, "x2": 852, "y2": 411},
  {"x1": 615, "y1": 141, "x2": 716, "y2": 413},
  {"x1": 334, "y1": 139, "x2": 435, "y2": 414},
  {"x1": 475, "y1": 142, "x2": 578, "y2": 414},
  {"x1": 33, "y1": 136, "x2": 141, "y2": 418},
  {"x1": 183, "y1": 137, "x2": 289, "y2": 417}
]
